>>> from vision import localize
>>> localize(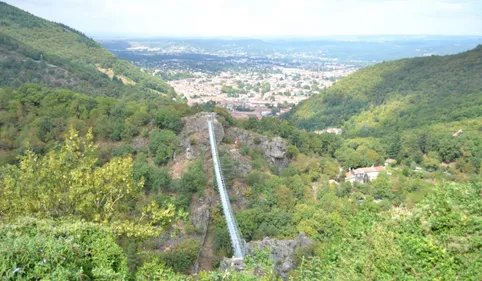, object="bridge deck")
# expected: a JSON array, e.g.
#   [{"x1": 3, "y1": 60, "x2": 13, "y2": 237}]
[{"x1": 207, "y1": 115, "x2": 246, "y2": 258}]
